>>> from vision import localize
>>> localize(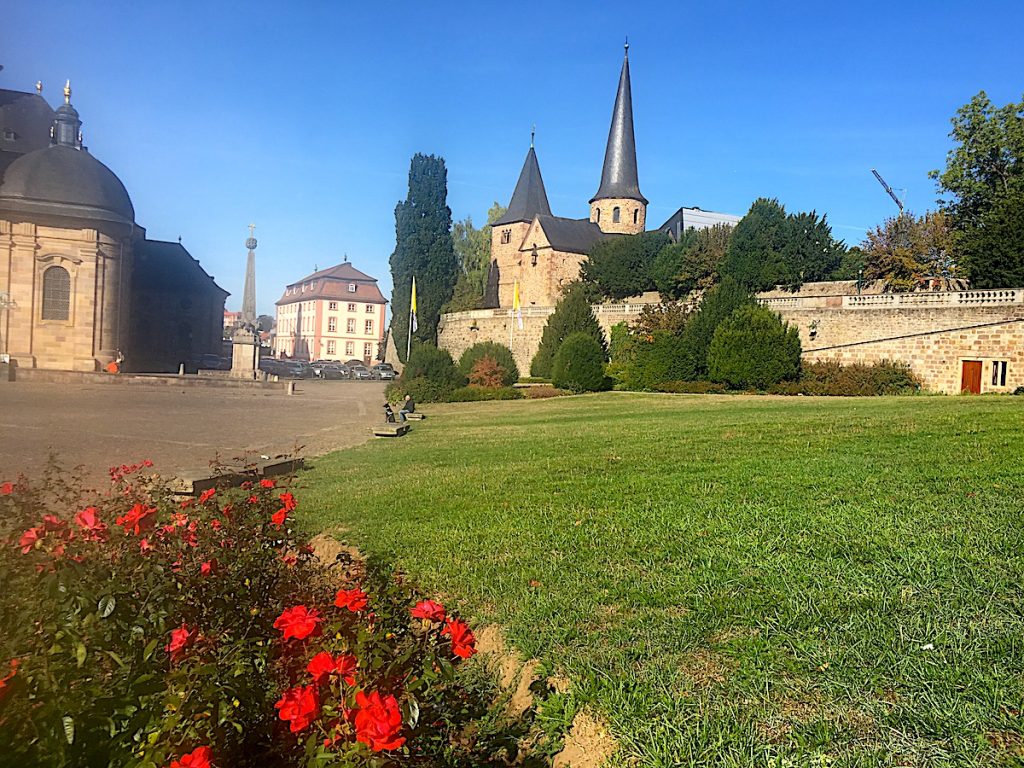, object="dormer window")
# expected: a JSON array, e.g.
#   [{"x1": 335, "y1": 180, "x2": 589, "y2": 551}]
[
  {"x1": 2, "y1": 129, "x2": 15, "y2": 141},
  {"x1": 348, "y1": 283, "x2": 356, "y2": 293}
]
